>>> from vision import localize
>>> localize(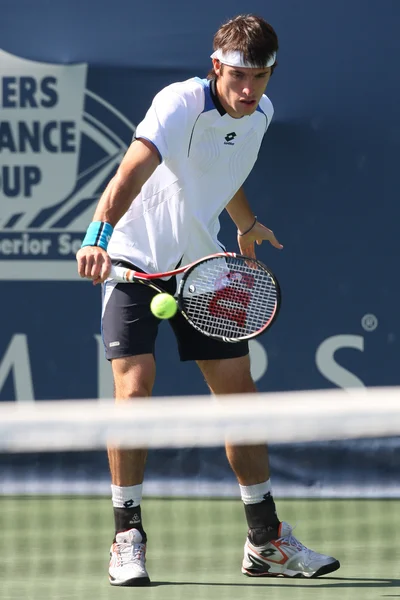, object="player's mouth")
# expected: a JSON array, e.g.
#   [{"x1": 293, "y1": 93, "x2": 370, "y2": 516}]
[{"x1": 239, "y1": 99, "x2": 256, "y2": 107}]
